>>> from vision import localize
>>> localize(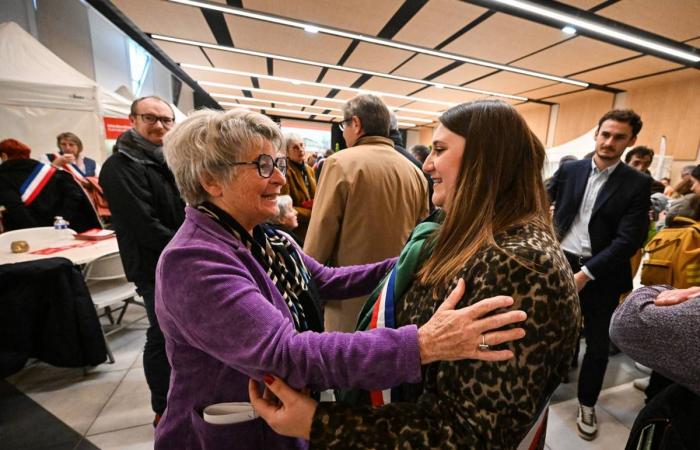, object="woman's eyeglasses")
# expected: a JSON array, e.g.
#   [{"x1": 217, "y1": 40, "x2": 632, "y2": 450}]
[{"x1": 232, "y1": 154, "x2": 287, "y2": 178}]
